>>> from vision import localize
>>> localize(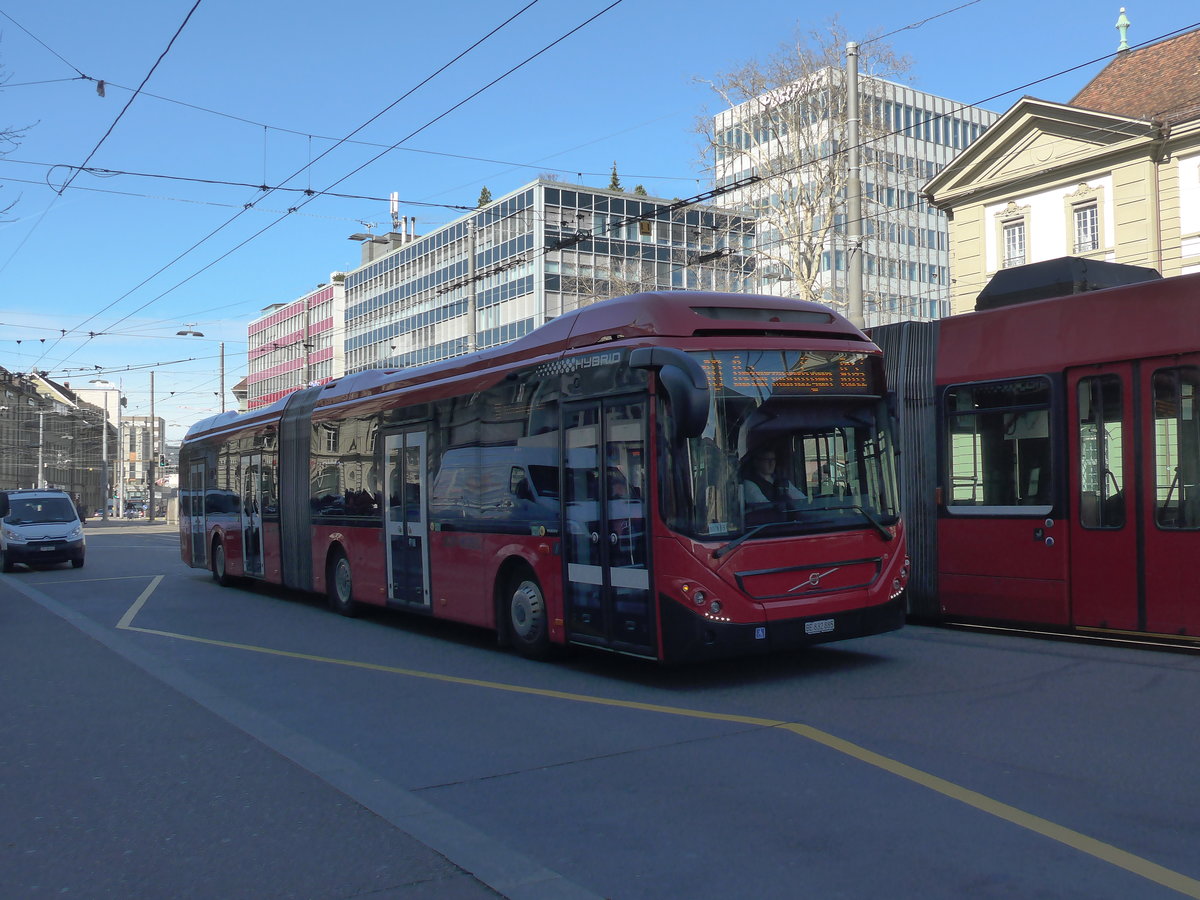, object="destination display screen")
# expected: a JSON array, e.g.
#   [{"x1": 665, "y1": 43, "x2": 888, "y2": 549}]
[{"x1": 694, "y1": 350, "x2": 878, "y2": 397}]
